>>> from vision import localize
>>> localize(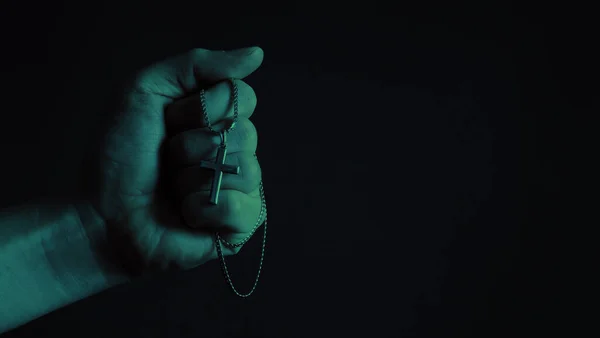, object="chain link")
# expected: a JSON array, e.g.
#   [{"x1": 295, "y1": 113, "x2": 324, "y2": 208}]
[
  {"x1": 200, "y1": 78, "x2": 239, "y2": 135},
  {"x1": 215, "y1": 180, "x2": 267, "y2": 297},
  {"x1": 199, "y1": 78, "x2": 267, "y2": 298}
]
